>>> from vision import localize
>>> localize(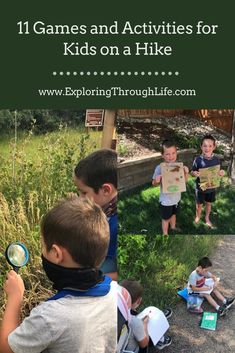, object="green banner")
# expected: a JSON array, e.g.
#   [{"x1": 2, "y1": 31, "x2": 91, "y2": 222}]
[{"x1": 1, "y1": 1, "x2": 234, "y2": 108}]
